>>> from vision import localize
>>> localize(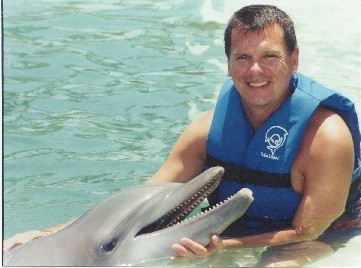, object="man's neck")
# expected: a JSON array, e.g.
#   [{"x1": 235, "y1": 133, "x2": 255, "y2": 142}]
[
  {"x1": 243, "y1": 106, "x2": 273, "y2": 132},
  {"x1": 242, "y1": 89, "x2": 292, "y2": 132}
]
